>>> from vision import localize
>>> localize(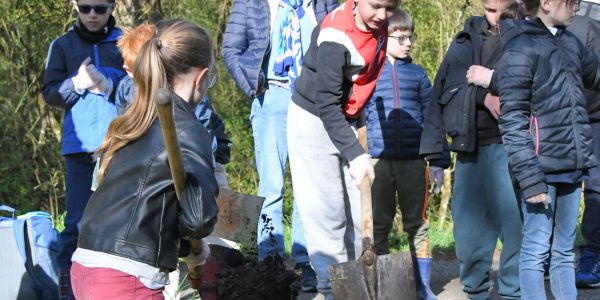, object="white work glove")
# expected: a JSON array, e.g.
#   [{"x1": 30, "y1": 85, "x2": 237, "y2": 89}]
[
  {"x1": 185, "y1": 239, "x2": 210, "y2": 269},
  {"x1": 185, "y1": 239, "x2": 210, "y2": 289},
  {"x1": 428, "y1": 166, "x2": 445, "y2": 194},
  {"x1": 466, "y1": 65, "x2": 494, "y2": 88},
  {"x1": 72, "y1": 57, "x2": 113, "y2": 96},
  {"x1": 87, "y1": 67, "x2": 113, "y2": 97},
  {"x1": 349, "y1": 153, "x2": 375, "y2": 187},
  {"x1": 72, "y1": 57, "x2": 98, "y2": 94}
]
